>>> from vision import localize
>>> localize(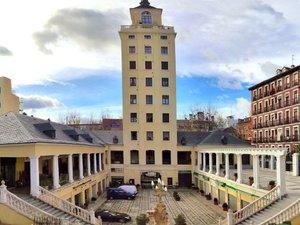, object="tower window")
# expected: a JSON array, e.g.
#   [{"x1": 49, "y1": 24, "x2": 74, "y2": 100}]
[
  {"x1": 146, "y1": 95, "x2": 153, "y2": 104},
  {"x1": 162, "y1": 78, "x2": 169, "y2": 87},
  {"x1": 145, "y1": 46, "x2": 152, "y2": 54},
  {"x1": 146, "y1": 77, "x2": 153, "y2": 87},
  {"x1": 161, "y1": 47, "x2": 168, "y2": 55},
  {"x1": 130, "y1": 77, "x2": 137, "y2": 86},
  {"x1": 162, "y1": 95, "x2": 169, "y2": 105},
  {"x1": 144, "y1": 35, "x2": 152, "y2": 39},
  {"x1": 161, "y1": 61, "x2": 169, "y2": 70},
  {"x1": 163, "y1": 132, "x2": 170, "y2": 141},
  {"x1": 146, "y1": 131, "x2": 154, "y2": 141},
  {"x1": 130, "y1": 113, "x2": 137, "y2": 123},
  {"x1": 141, "y1": 11, "x2": 152, "y2": 24},
  {"x1": 130, "y1": 61, "x2": 136, "y2": 70},
  {"x1": 162, "y1": 113, "x2": 170, "y2": 123},
  {"x1": 130, "y1": 95, "x2": 137, "y2": 104},
  {"x1": 129, "y1": 46, "x2": 136, "y2": 54},
  {"x1": 146, "y1": 113, "x2": 153, "y2": 123},
  {"x1": 145, "y1": 61, "x2": 152, "y2": 70},
  {"x1": 131, "y1": 131, "x2": 138, "y2": 140},
  {"x1": 161, "y1": 35, "x2": 168, "y2": 40},
  {"x1": 129, "y1": 35, "x2": 135, "y2": 39}
]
